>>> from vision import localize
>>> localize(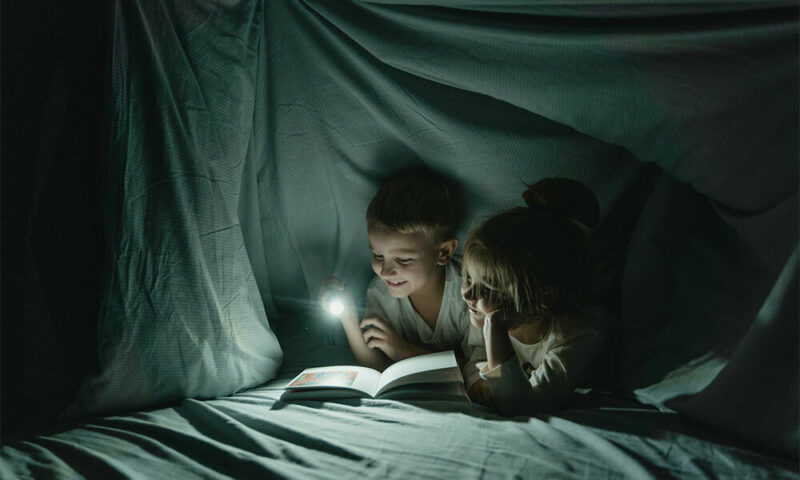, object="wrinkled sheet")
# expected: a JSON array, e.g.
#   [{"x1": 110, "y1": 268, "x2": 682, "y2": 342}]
[
  {"x1": 65, "y1": 0, "x2": 285, "y2": 419},
  {"x1": 68, "y1": 0, "x2": 798, "y2": 461},
  {"x1": 252, "y1": 0, "x2": 798, "y2": 456},
  {"x1": 3, "y1": 384, "x2": 797, "y2": 480}
]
